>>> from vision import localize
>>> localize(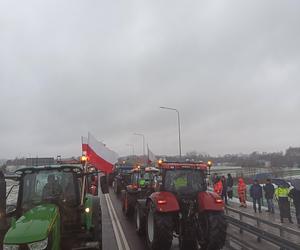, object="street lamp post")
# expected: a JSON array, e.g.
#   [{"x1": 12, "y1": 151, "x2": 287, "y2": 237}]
[
  {"x1": 160, "y1": 106, "x2": 182, "y2": 158},
  {"x1": 133, "y1": 133, "x2": 145, "y2": 156}
]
